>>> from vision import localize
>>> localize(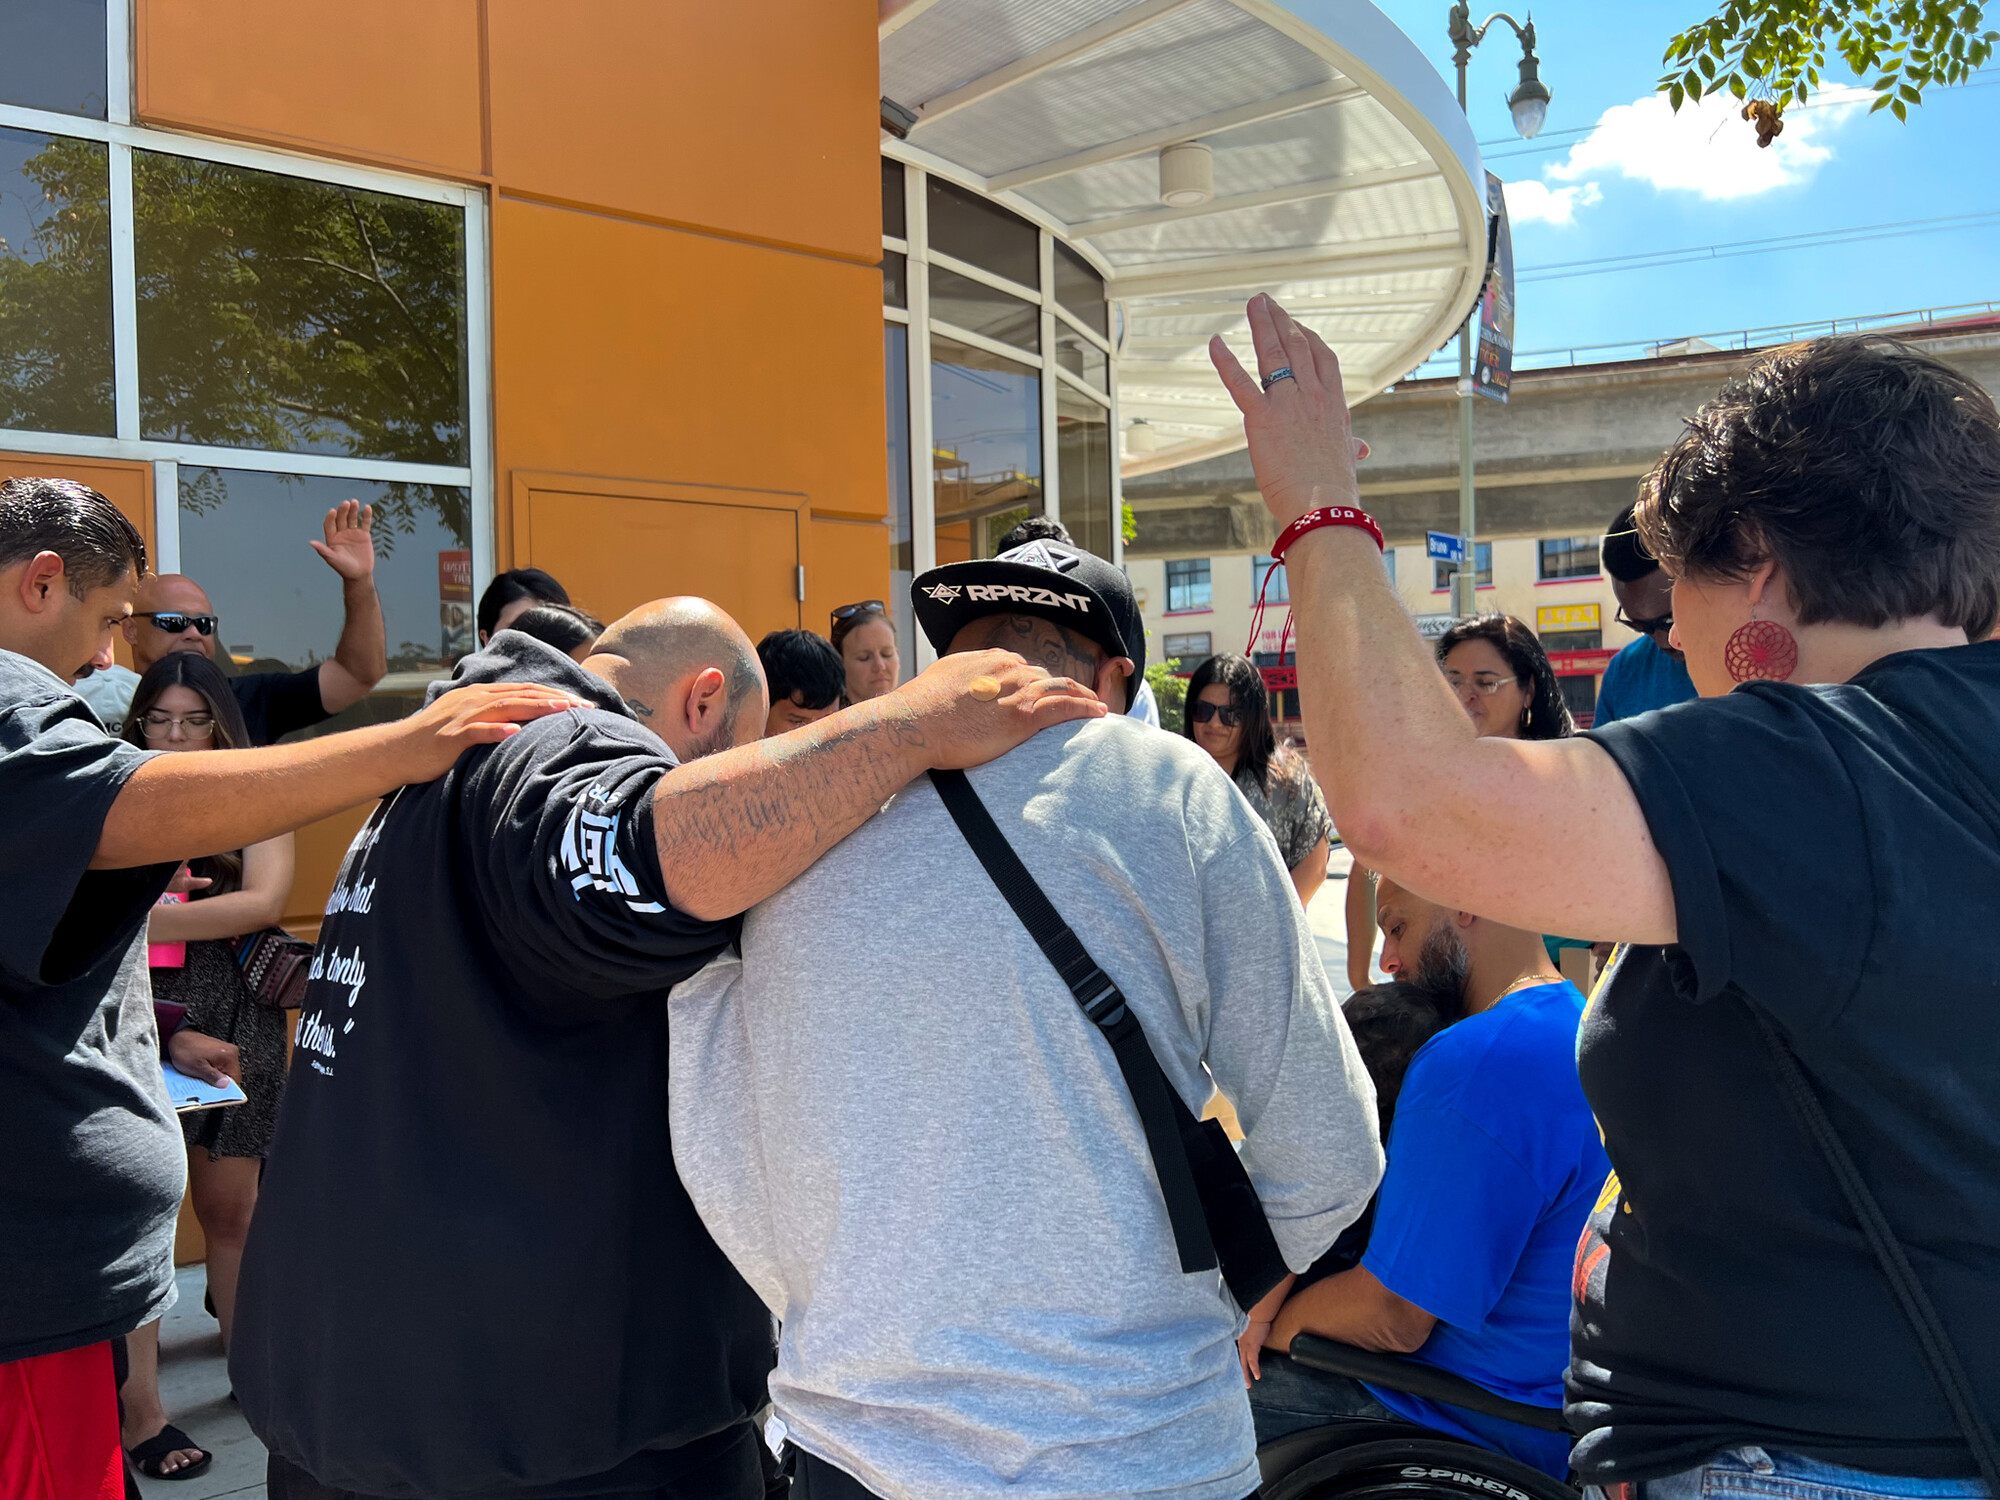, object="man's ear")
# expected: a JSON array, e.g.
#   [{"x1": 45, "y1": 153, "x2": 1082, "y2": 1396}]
[
  {"x1": 16, "y1": 552, "x2": 66, "y2": 614},
  {"x1": 1453, "y1": 909, "x2": 1478, "y2": 931},
  {"x1": 1098, "y1": 655, "x2": 1136, "y2": 710},
  {"x1": 684, "y1": 665, "x2": 728, "y2": 734}
]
